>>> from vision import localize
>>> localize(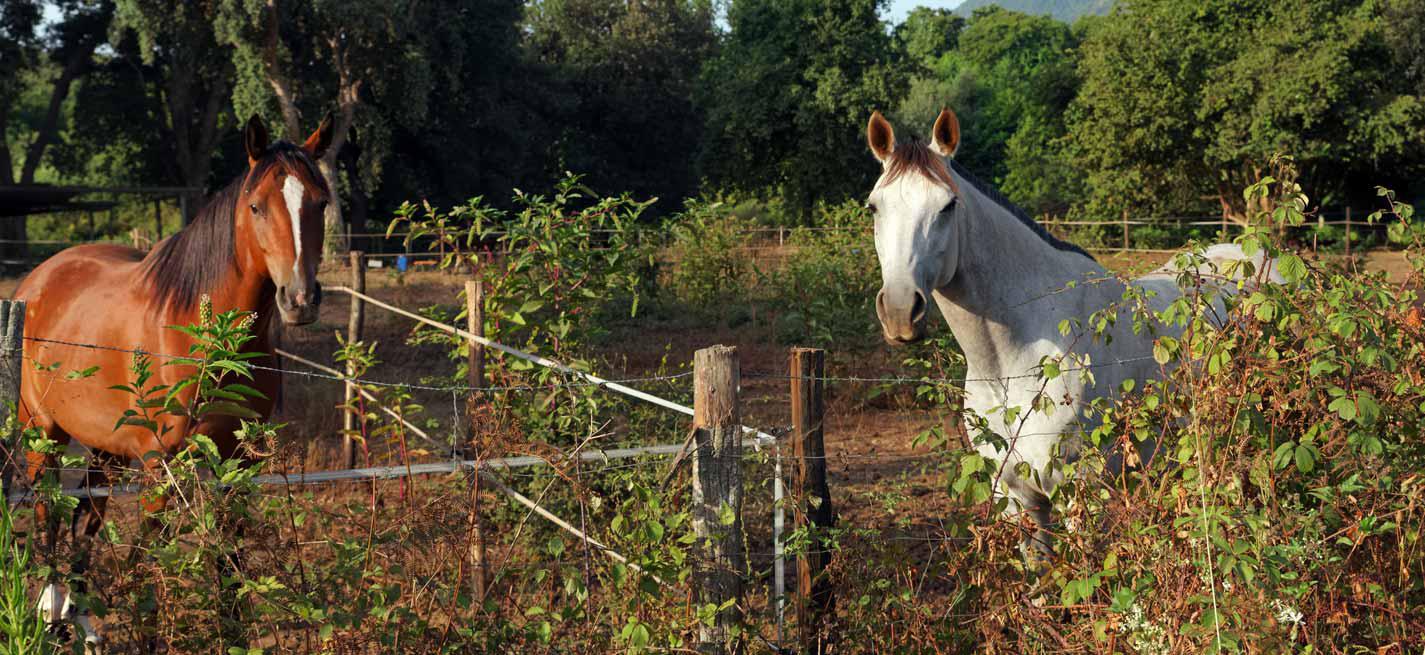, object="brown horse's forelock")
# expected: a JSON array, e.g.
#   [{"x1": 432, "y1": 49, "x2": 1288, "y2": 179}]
[
  {"x1": 143, "y1": 143, "x2": 326, "y2": 312},
  {"x1": 879, "y1": 140, "x2": 958, "y2": 193}
]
